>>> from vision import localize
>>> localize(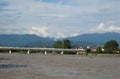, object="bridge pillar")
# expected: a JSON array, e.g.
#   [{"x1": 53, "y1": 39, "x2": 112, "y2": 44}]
[
  {"x1": 44, "y1": 51, "x2": 47, "y2": 55},
  {"x1": 77, "y1": 52, "x2": 79, "y2": 55},
  {"x1": 61, "y1": 51, "x2": 64, "y2": 55},
  {"x1": 27, "y1": 50, "x2": 30, "y2": 54},
  {"x1": 52, "y1": 50, "x2": 55, "y2": 54},
  {"x1": 9, "y1": 50, "x2": 12, "y2": 54}
]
